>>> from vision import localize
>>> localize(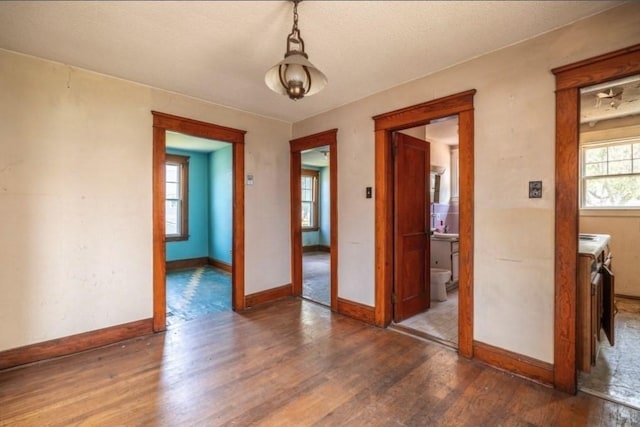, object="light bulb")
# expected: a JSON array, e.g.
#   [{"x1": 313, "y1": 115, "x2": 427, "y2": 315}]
[{"x1": 285, "y1": 64, "x2": 307, "y2": 86}]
